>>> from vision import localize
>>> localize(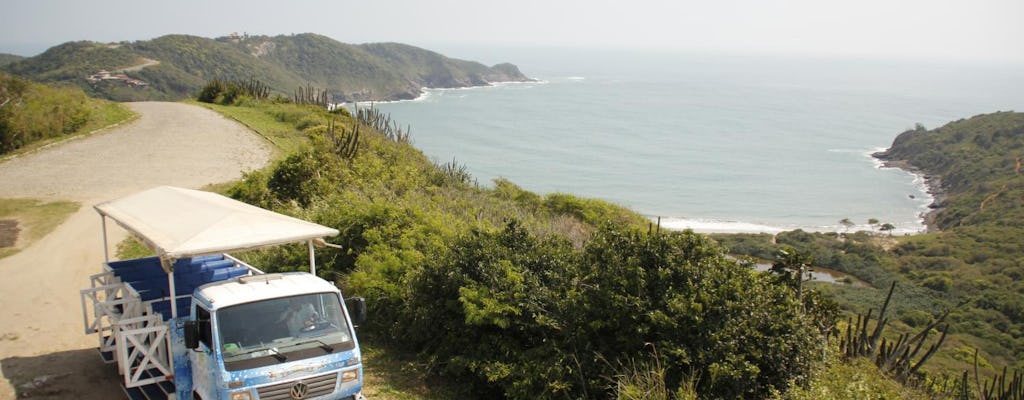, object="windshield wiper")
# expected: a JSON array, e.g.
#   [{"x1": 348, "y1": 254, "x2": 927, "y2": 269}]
[
  {"x1": 281, "y1": 339, "x2": 334, "y2": 353},
  {"x1": 234, "y1": 346, "x2": 287, "y2": 362},
  {"x1": 268, "y1": 347, "x2": 287, "y2": 362}
]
